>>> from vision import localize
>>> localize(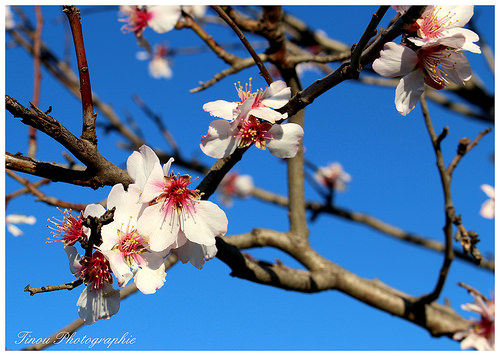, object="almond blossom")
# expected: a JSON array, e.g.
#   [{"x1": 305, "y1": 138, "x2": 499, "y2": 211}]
[
  {"x1": 453, "y1": 291, "x2": 495, "y2": 351},
  {"x1": 127, "y1": 145, "x2": 228, "y2": 259},
  {"x1": 480, "y1": 184, "x2": 494, "y2": 219},
  {"x1": 99, "y1": 184, "x2": 167, "y2": 294},
  {"x1": 137, "y1": 44, "x2": 172, "y2": 79},
  {"x1": 217, "y1": 172, "x2": 254, "y2": 206},
  {"x1": 201, "y1": 79, "x2": 303, "y2": 158},
  {"x1": 406, "y1": 6, "x2": 481, "y2": 54},
  {"x1": 47, "y1": 208, "x2": 86, "y2": 245},
  {"x1": 65, "y1": 244, "x2": 121, "y2": 325},
  {"x1": 119, "y1": 5, "x2": 181, "y2": 37},
  {"x1": 372, "y1": 41, "x2": 472, "y2": 115},
  {"x1": 314, "y1": 162, "x2": 351, "y2": 192},
  {"x1": 6, "y1": 213, "x2": 35, "y2": 237}
]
